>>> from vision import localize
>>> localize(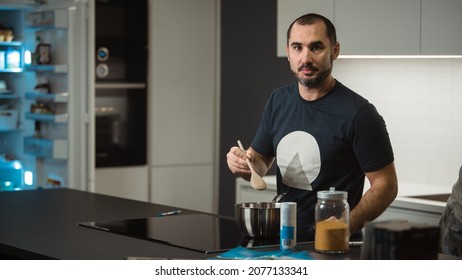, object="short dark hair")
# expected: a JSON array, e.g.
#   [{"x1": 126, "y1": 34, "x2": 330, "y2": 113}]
[{"x1": 286, "y1": 13, "x2": 337, "y2": 47}]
